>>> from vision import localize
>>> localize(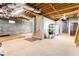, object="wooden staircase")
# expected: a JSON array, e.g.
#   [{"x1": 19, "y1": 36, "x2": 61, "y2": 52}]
[{"x1": 75, "y1": 26, "x2": 79, "y2": 45}]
